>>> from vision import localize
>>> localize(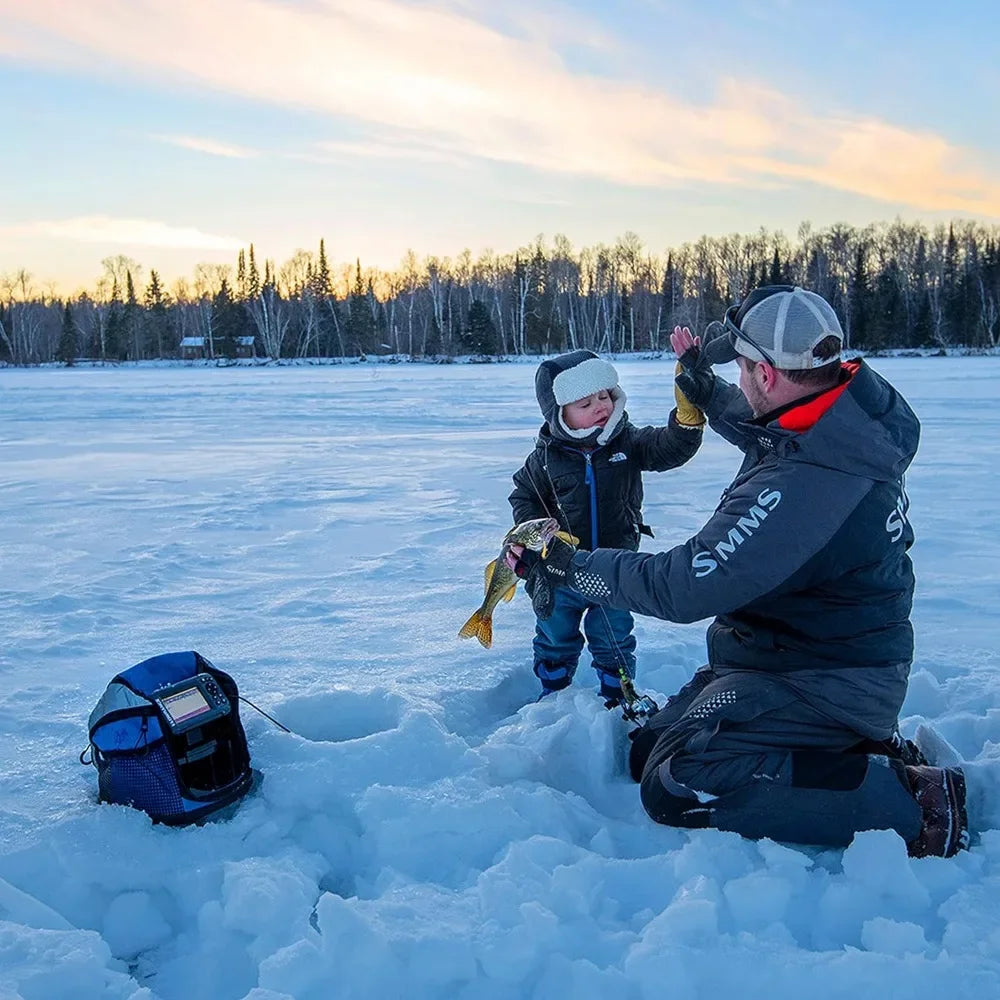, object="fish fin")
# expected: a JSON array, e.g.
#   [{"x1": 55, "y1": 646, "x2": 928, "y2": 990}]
[
  {"x1": 458, "y1": 608, "x2": 492, "y2": 648},
  {"x1": 555, "y1": 531, "x2": 580, "y2": 546},
  {"x1": 501, "y1": 583, "x2": 517, "y2": 603},
  {"x1": 477, "y1": 617, "x2": 493, "y2": 648},
  {"x1": 483, "y1": 559, "x2": 497, "y2": 594}
]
